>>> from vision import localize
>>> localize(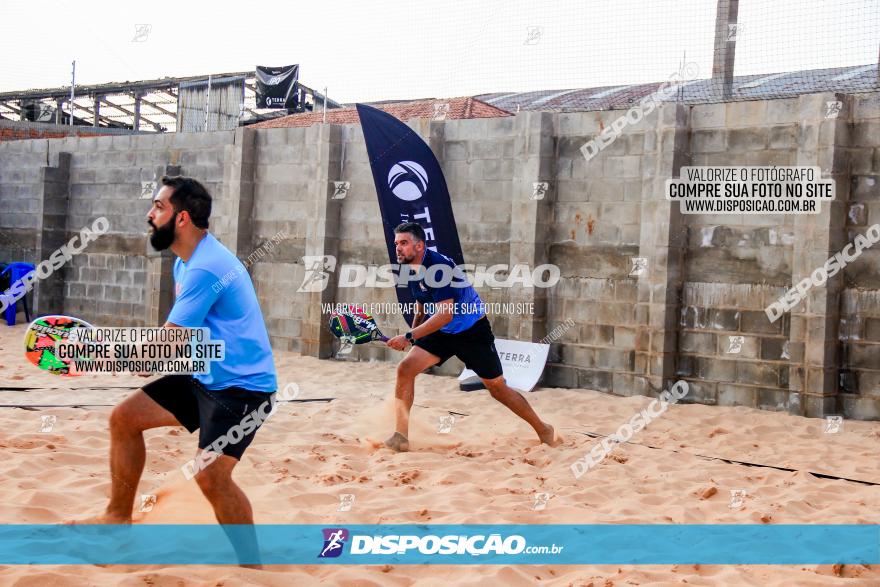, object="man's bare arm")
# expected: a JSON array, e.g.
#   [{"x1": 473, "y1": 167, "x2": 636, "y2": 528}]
[
  {"x1": 411, "y1": 302, "x2": 426, "y2": 329},
  {"x1": 410, "y1": 299, "x2": 454, "y2": 339}
]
